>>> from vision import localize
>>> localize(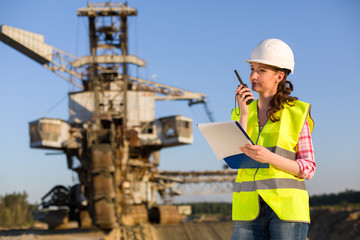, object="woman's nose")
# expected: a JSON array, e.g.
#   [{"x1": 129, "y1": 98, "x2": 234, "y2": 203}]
[{"x1": 249, "y1": 71, "x2": 257, "y2": 80}]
